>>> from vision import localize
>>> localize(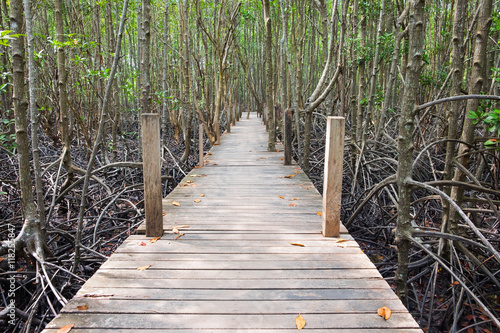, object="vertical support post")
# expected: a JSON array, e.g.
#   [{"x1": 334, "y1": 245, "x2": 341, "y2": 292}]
[
  {"x1": 199, "y1": 123, "x2": 204, "y2": 167},
  {"x1": 141, "y1": 114, "x2": 163, "y2": 237},
  {"x1": 284, "y1": 109, "x2": 293, "y2": 165},
  {"x1": 322, "y1": 116, "x2": 345, "y2": 237}
]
